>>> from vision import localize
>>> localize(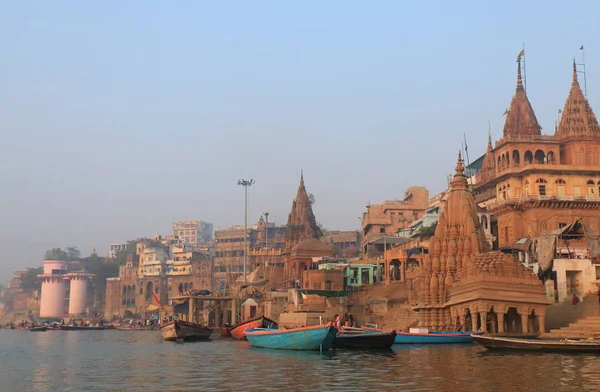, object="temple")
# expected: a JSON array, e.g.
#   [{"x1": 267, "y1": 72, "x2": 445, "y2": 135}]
[
  {"x1": 412, "y1": 153, "x2": 547, "y2": 333},
  {"x1": 503, "y1": 59, "x2": 542, "y2": 137},
  {"x1": 284, "y1": 171, "x2": 321, "y2": 249}
]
